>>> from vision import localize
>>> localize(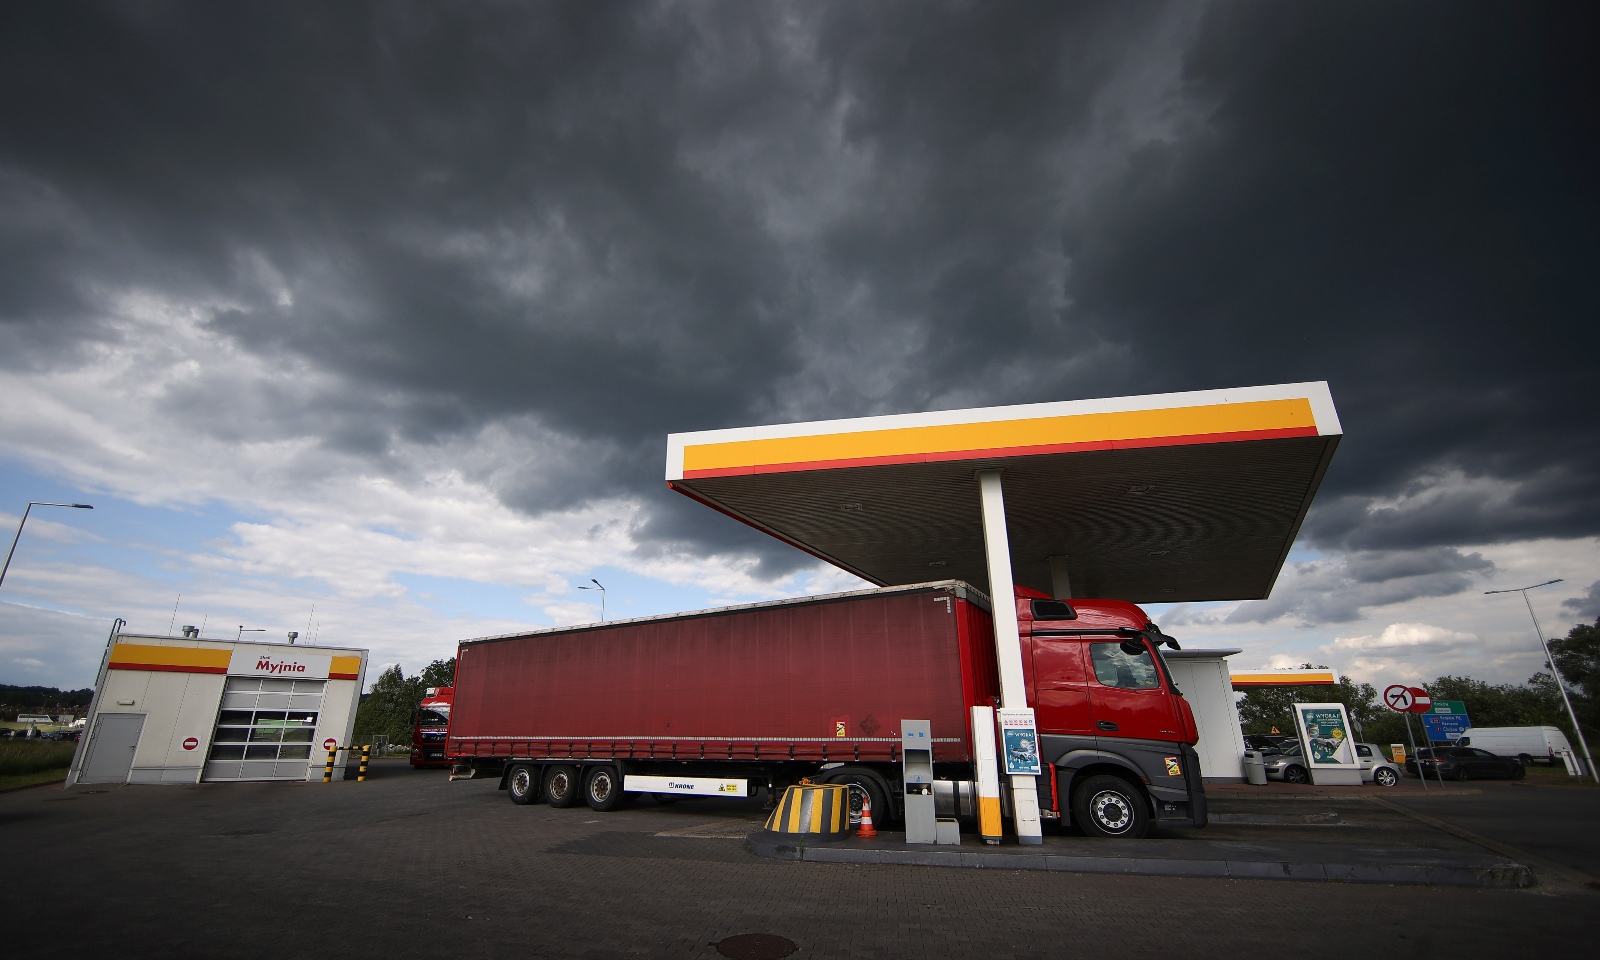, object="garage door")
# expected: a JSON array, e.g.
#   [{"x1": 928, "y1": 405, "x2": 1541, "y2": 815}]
[{"x1": 203, "y1": 677, "x2": 326, "y2": 781}]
